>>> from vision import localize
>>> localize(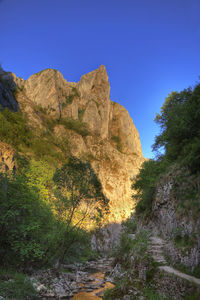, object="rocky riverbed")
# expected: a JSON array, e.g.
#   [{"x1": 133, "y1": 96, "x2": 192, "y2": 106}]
[{"x1": 31, "y1": 257, "x2": 115, "y2": 299}]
